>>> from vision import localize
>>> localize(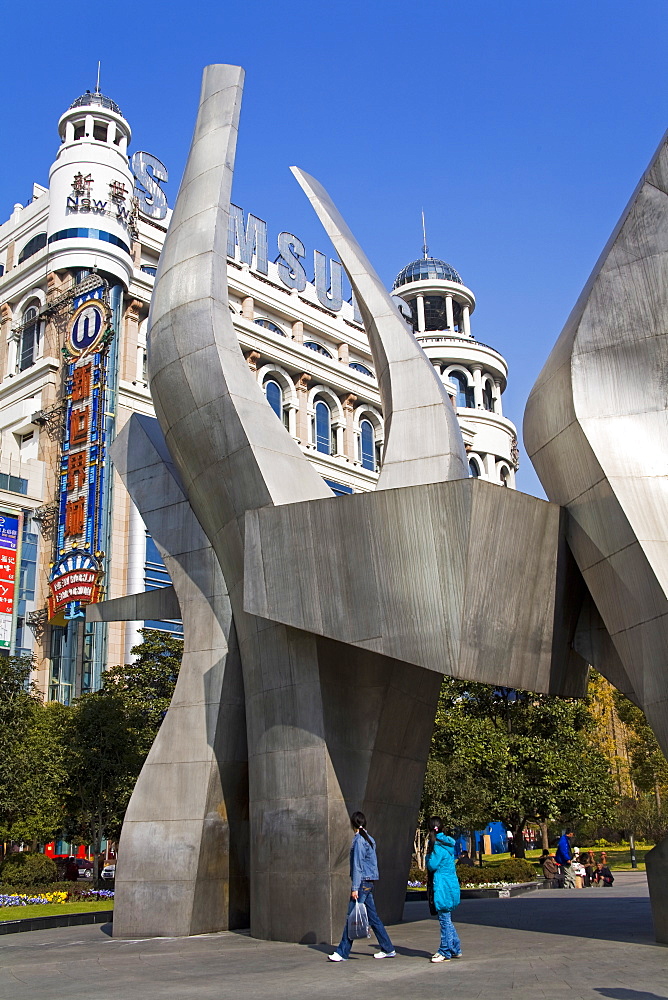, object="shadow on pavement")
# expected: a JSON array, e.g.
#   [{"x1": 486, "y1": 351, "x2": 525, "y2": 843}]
[
  {"x1": 595, "y1": 991, "x2": 668, "y2": 999},
  {"x1": 403, "y1": 893, "x2": 656, "y2": 946}
]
